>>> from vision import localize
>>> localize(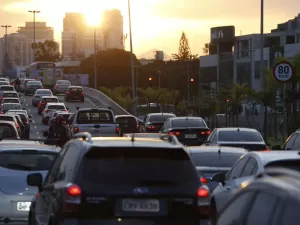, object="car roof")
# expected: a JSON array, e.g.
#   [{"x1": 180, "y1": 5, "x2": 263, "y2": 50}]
[
  {"x1": 247, "y1": 151, "x2": 300, "y2": 165},
  {"x1": 125, "y1": 133, "x2": 169, "y2": 137},
  {"x1": 0, "y1": 143, "x2": 60, "y2": 152},
  {"x1": 28, "y1": 80, "x2": 40, "y2": 82},
  {"x1": 187, "y1": 146, "x2": 248, "y2": 154},
  {"x1": 169, "y1": 116, "x2": 204, "y2": 121},
  {"x1": 36, "y1": 89, "x2": 51, "y2": 92},
  {"x1": 2, "y1": 103, "x2": 20, "y2": 105},
  {"x1": 0, "y1": 85, "x2": 13, "y2": 87},
  {"x1": 7, "y1": 110, "x2": 27, "y2": 113},
  {"x1": 148, "y1": 113, "x2": 175, "y2": 116},
  {"x1": 115, "y1": 115, "x2": 136, "y2": 118},
  {"x1": 2, "y1": 91, "x2": 17, "y2": 93},
  {"x1": 215, "y1": 127, "x2": 259, "y2": 132},
  {"x1": 0, "y1": 114, "x2": 15, "y2": 117},
  {"x1": 77, "y1": 108, "x2": 112, "y2": 112},
  {"x1": 2, "y1": 97, "x2": 18, "y2": 100},
  {"x1": 46, "y1": 102, "x2": 64, "y2": 106}
]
